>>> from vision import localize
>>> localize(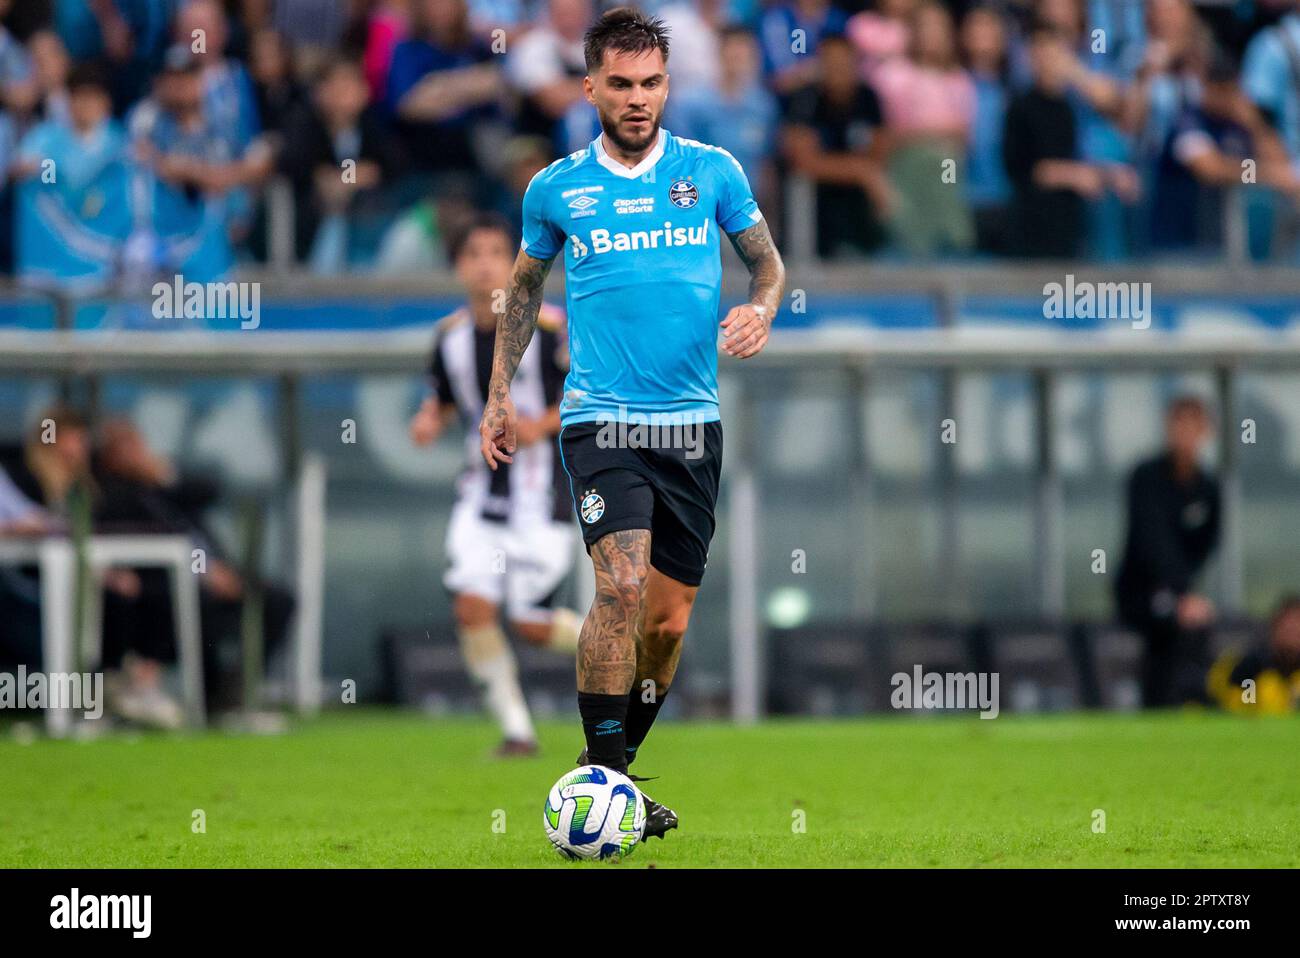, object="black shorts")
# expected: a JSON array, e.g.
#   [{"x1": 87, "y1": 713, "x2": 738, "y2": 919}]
[{"x1": 557, "y1": 419, "x2": 723, "y2": 587}]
